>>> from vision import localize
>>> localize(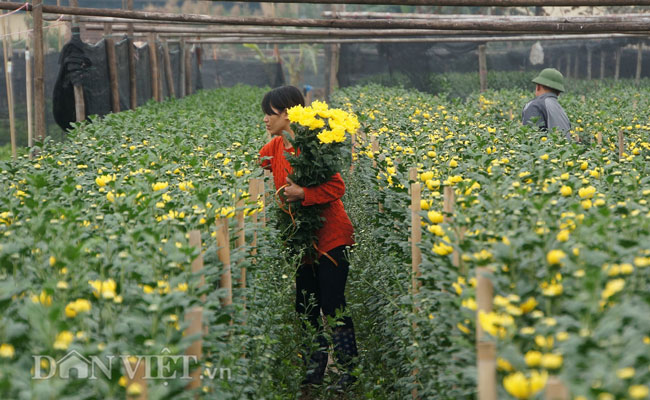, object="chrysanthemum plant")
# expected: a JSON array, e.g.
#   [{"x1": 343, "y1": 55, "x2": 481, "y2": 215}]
[{"x1": 275, "y1": 100, "x2": 359, "y2": 260}]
